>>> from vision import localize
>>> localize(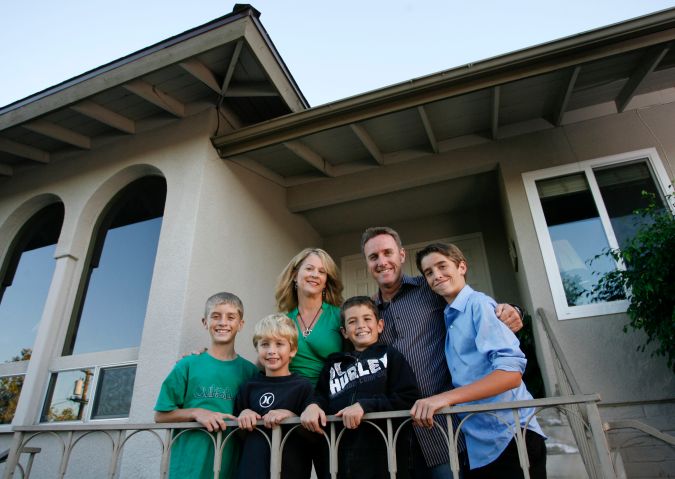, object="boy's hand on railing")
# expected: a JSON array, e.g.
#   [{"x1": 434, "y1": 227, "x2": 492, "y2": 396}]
[
  {"x1": 193, "y1": 409, "x2": 236, "y2": 432},
  {"x1": 263, "y1": 409, "x2": 295, "y2": 428},
  {"x1": 238, "y1": 409, "x2": 262, "y2": 431},
  {"x1": 300, "y1": 403, "x2": 327, "y2": 433},
  {"x1": 410, "y1": 393, "x2": 451, "y2": 428},
  {"x1": 336, "y1": 403, "x2": 364, "y2": 429}
]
